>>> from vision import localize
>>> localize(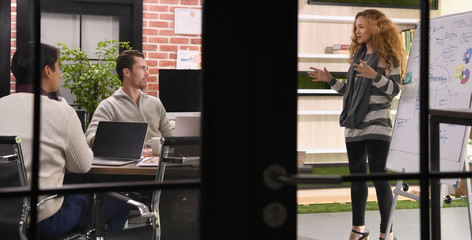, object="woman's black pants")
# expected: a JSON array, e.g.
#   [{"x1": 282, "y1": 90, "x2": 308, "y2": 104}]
[{"x1": 346, "y1": 139, "x2": 393, "y2": 233}]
